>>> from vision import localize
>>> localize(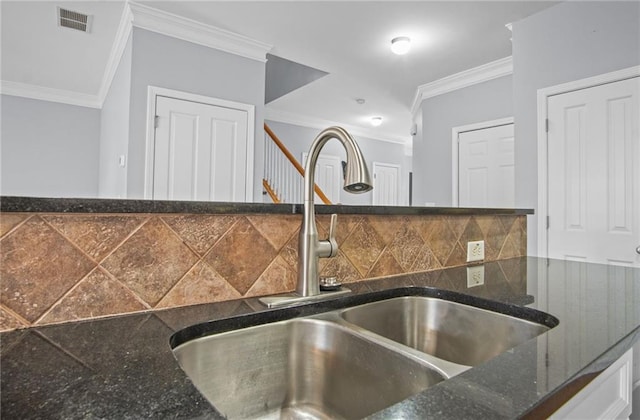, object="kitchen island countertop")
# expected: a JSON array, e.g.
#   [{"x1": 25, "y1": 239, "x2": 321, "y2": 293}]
[{"x1": 1, "y1": 257, "x2": 639, "y2": 419}]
